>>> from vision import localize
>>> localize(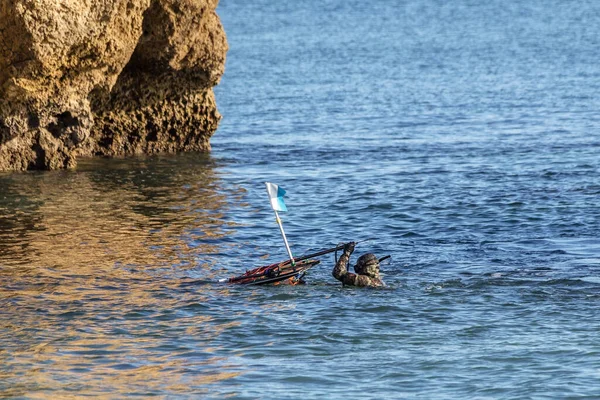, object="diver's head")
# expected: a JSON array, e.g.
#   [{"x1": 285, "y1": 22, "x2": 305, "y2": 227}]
[{"x1": 354, "y1": 253, "x2": 380, "y2": 278}]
